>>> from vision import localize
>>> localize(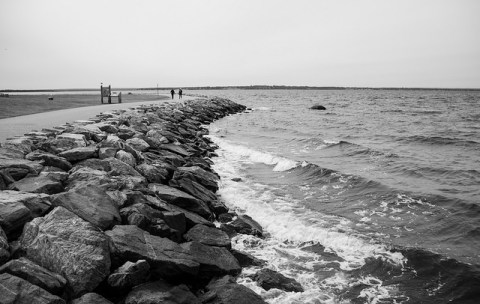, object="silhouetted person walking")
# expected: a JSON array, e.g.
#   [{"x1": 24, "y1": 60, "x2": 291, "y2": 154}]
[
  {"x1": 170, "y1": 89, "x2": 175, "y2": 99},
  {"x1": 179, "y1": 88, "x2": 183, "y2": 99}
]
